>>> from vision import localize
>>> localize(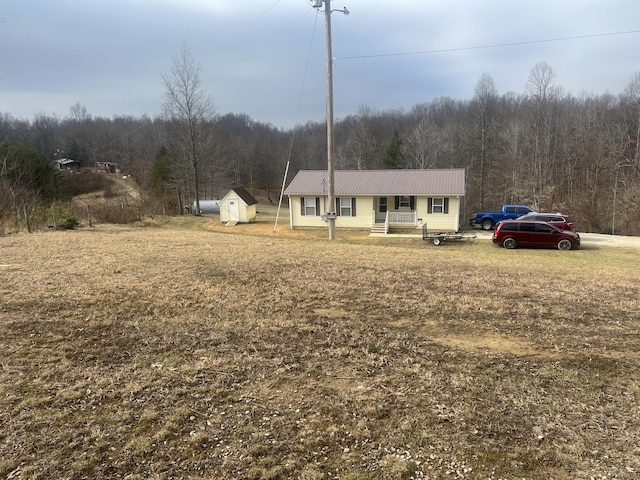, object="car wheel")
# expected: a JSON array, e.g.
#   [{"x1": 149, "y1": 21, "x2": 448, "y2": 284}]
[
  {"x1": 503, "y1": 237, "x2": 517, "y2": 249},
  {"x1": 481, "y1": 220, "x2": 493, "y2": 230},
  {"x1": 557, "y1": 239, "x2": 572, "y2": 250},
  {"x1": 432, "y1": 238, "x2": 441, "y2": 246}
]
